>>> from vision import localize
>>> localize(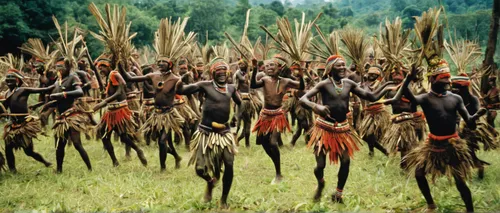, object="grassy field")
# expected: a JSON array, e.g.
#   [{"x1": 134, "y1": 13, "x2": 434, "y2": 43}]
[{"x1": 0, "y1": 125, "x2": 499, "y2": 212}]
